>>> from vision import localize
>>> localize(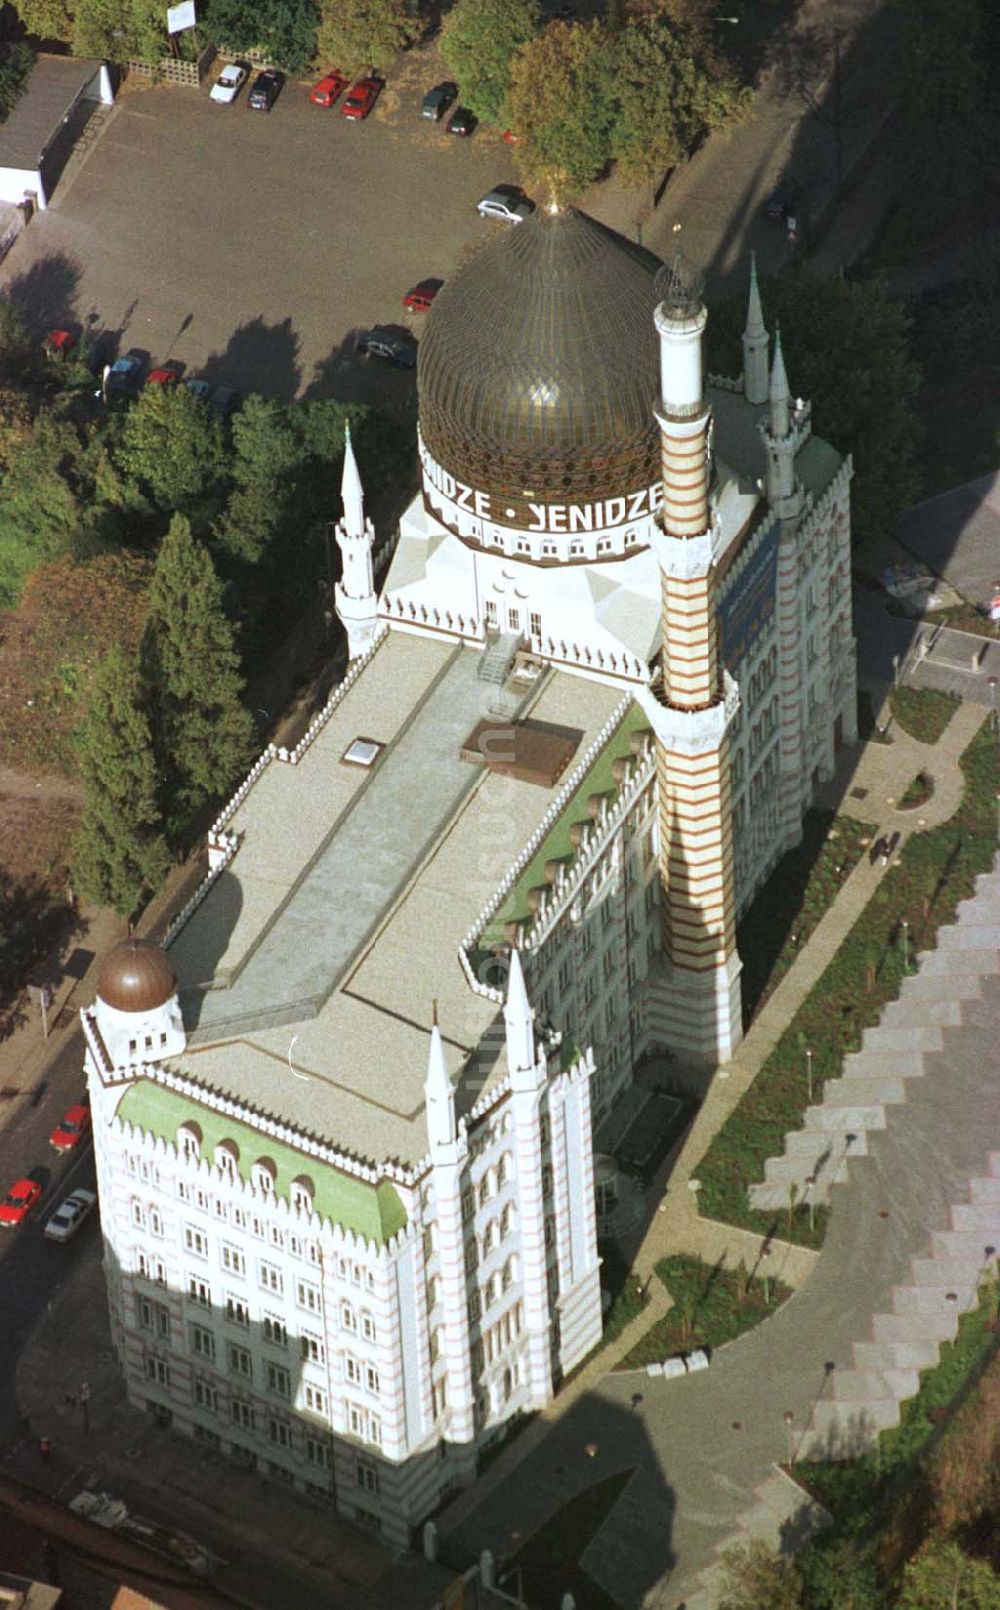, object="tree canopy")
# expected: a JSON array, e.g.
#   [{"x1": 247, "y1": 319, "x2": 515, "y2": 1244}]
[
  {"x1": 315, "y1": 0, "x2": 418, "y2": 76},
  {"x1": 203, "y1": 0, "x2": 320, "y2": 71},
  {"x1": 506, "y1": 20, "x2": 616, "y2": 193},
  {"x1": 706, "y1": 269, "x2": 922, "y2": 548},
  {"x1": 72, "y1": 643, "x2": 169, "y2": 917},
  {"x1": 11, "y1": 0, "x2": 74, "y2": 42},
  {"x1": 116, "y1": 382, "x2": 226, "y2": 512},
  {"x1": 441, "y1": 0, "x2": 542, "y2": 125}
]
